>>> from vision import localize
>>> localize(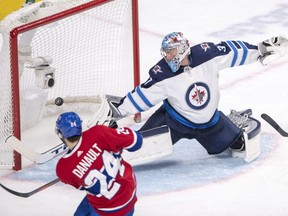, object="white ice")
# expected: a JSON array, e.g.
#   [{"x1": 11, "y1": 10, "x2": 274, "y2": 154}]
[{"x1": 1, "y1": 0, "x2": 288, "y2": 215}]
